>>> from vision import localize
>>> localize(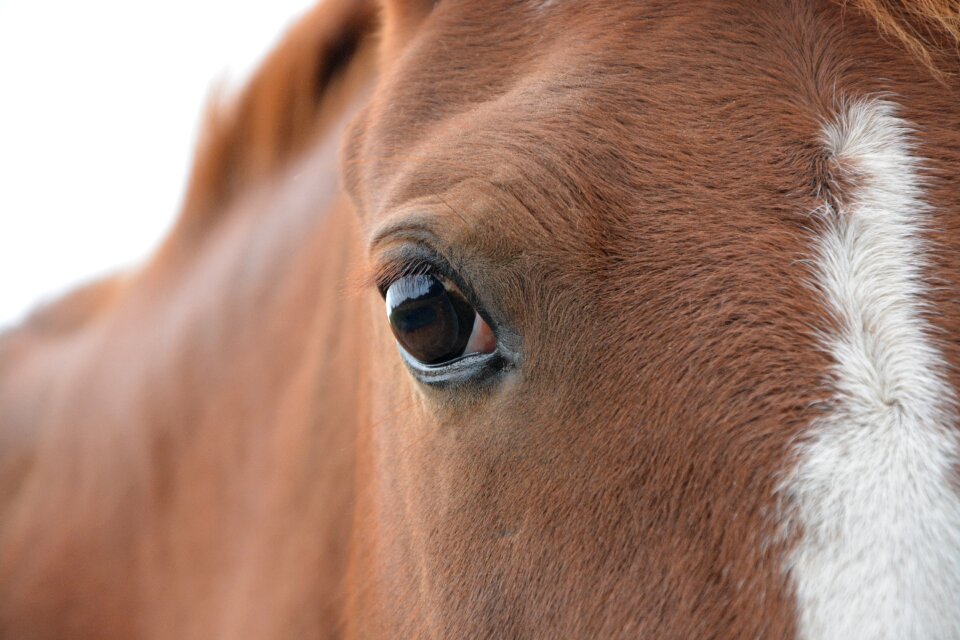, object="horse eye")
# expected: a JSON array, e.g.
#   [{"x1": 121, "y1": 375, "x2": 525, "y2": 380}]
[{"x1": 385, "y1": 274, "x2": 496, "y2": 365}]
